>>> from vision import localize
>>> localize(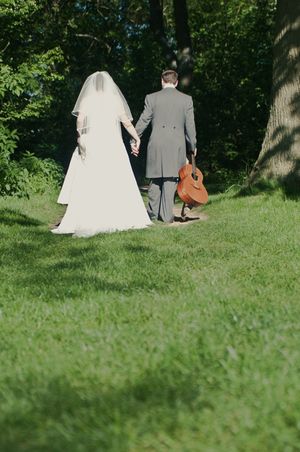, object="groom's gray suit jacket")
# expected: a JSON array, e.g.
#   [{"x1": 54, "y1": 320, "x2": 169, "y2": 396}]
[{"x1": 135, "y1": 87, "x2": 197, "y2": 179}]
